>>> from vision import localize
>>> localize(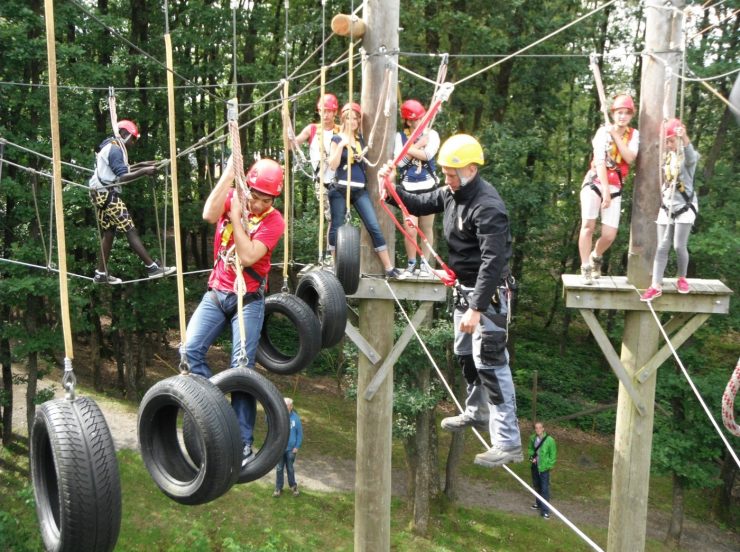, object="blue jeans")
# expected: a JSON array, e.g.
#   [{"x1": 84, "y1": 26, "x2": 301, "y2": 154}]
[
  {"x1": 327, "y1": 186, "x2": 387, "y2": 252},
  {"x1": 531, "y1": 465, "x2": 551, "y2": 515},
  {"x1": 275, "y1": 451, "x2": 297, "y2": 490},
  {"x1": 184, "y1": 289, "x2": 265, "y2": 445}
]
